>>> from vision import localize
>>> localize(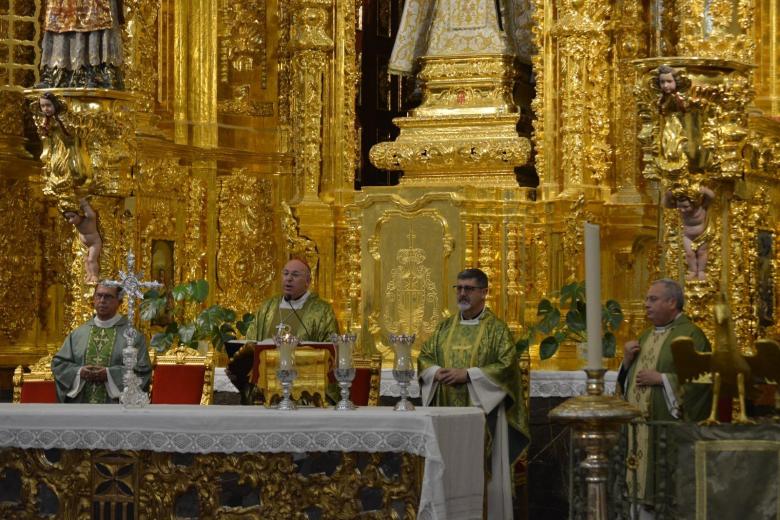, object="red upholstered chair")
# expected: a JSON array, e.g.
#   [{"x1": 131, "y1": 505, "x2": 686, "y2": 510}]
[
  {"x1": 150, "y1": 345, "x2": 215, "y2": 405},
  {"x1": 13, "y1": 354, "x2": 58, "y2": 404},
  {"x1": 351, "y1": 354, "x2": 382, "y2": 406}
]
